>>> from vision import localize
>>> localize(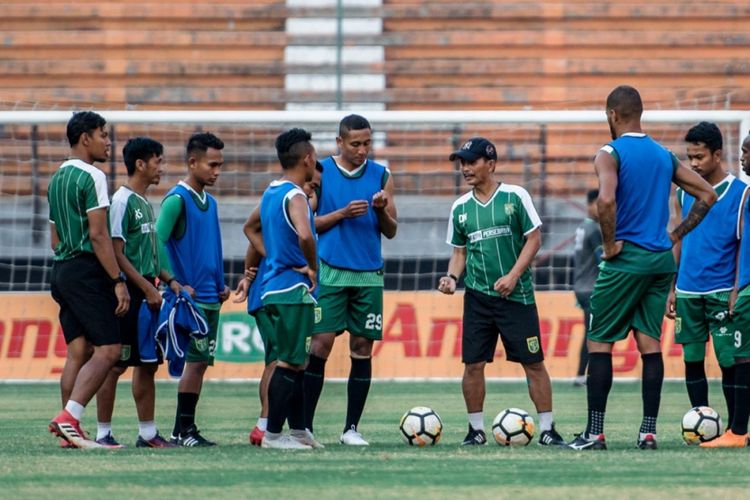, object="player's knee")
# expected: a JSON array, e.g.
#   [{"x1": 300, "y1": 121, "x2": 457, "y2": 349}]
[
  {"x1": 110, "y1": 365, "x2": 127, "y2": 377},
  {"x1": 136, "y1": 364, "x2": 158, "y2": 377},
  {"x1": 464, "y1": 362, "x2": 485, "y2": 376},
  {"x1": 310, "y1": 335, "x2": 335, "y2": 358},
  {"x1": 350, "y1": 337, "x2": 373, "y2": 357},
  {"x1": 96, "y1": 344, "x2": 122, "y2": 365}
]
